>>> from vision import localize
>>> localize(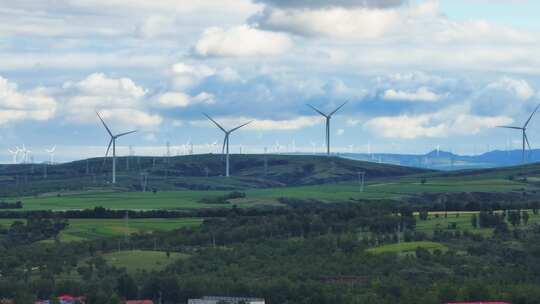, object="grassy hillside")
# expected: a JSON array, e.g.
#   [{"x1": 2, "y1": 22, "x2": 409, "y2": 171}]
[{"x1": 0, "y1": 154, "x2": 429, "y2": 197}]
